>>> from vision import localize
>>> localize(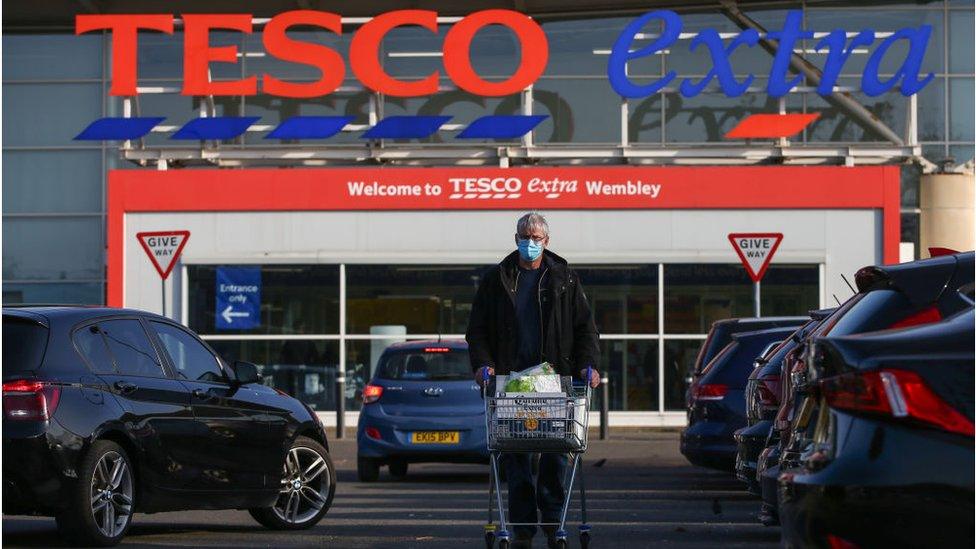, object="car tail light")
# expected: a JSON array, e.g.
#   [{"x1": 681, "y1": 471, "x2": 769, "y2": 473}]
[
  {"x1": 364, "y1": 426, "x2": 382, "y2": 440},
  {"x1": 362, "y1": 384, "x2": 383, "y2": 404},
  {"x1": 822, "y1": 369, "x2": 974, "y2": 437},
  {"x1": 693, "y1": 384, "x2": 728, "y2": 401},
  {"x1": 3, "y1": 380, "x2": 61, "y2": 421},
  {"x1": 826, "y1": 534, "x2": 861, "y2": 549},
  {"x1": 889, "y1": 306, "x2": 942, "y2": 329},
  {"x1": 424, "y1": 347, "x2": 450, "y2": 353}
]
